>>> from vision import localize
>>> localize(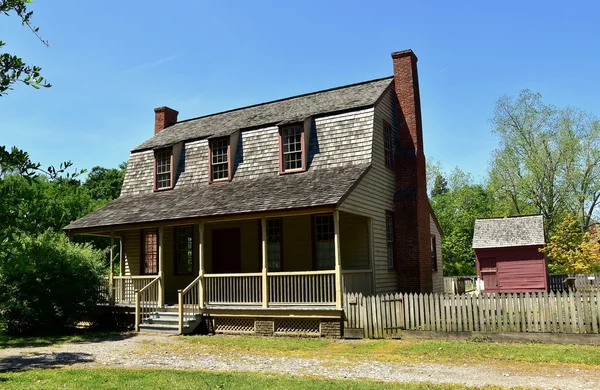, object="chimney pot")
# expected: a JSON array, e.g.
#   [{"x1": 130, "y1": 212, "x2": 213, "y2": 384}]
[{"x1": 154, "y1": 106, "x2": 179, "y2": 134}]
